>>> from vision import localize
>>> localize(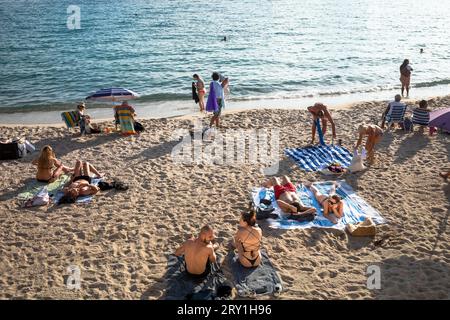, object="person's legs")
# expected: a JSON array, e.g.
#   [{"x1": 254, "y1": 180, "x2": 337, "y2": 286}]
[
  {"x1": 83, "y1": 161, "x2": 91, "y2": 177},
  {"x1": 321, "y1": 118, "x2": 328, "y2": 136},
  {"x1": 277, "y1": 199, "x2": 297, "y2": 213},
  {"x1": 365, "y1": 137, "x2": 375, "y2": 164},
  {"x1": 310, "y1": 121, "x2": 316, "y2": 144},
  {"x1": 86, "y1": 162, "x2": 102, "y2": 177},
  {"x1": 199, "y1": 93, "x2": 205, "y2": 112},
  {"x1": 280, "y1": 176, "x2": 291, "y2": 185},
  {"x1": 308, "y1": 184, "x2": 326, "y2": 203}
]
